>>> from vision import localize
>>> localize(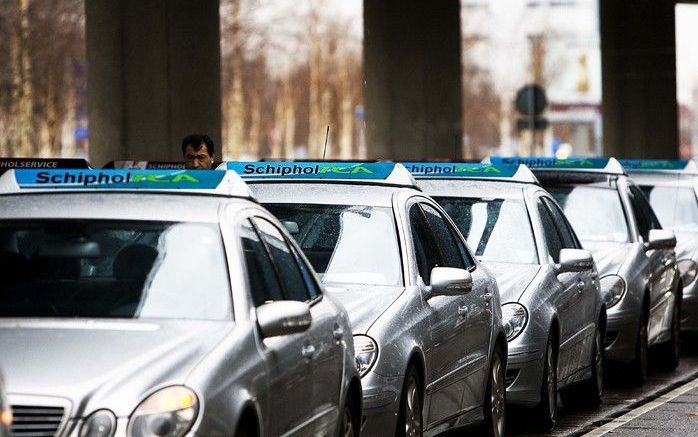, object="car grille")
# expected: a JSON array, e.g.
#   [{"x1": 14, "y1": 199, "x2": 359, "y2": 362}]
[{"x1": 9, "y1": 404, "x2": 65, "y2": 437}]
